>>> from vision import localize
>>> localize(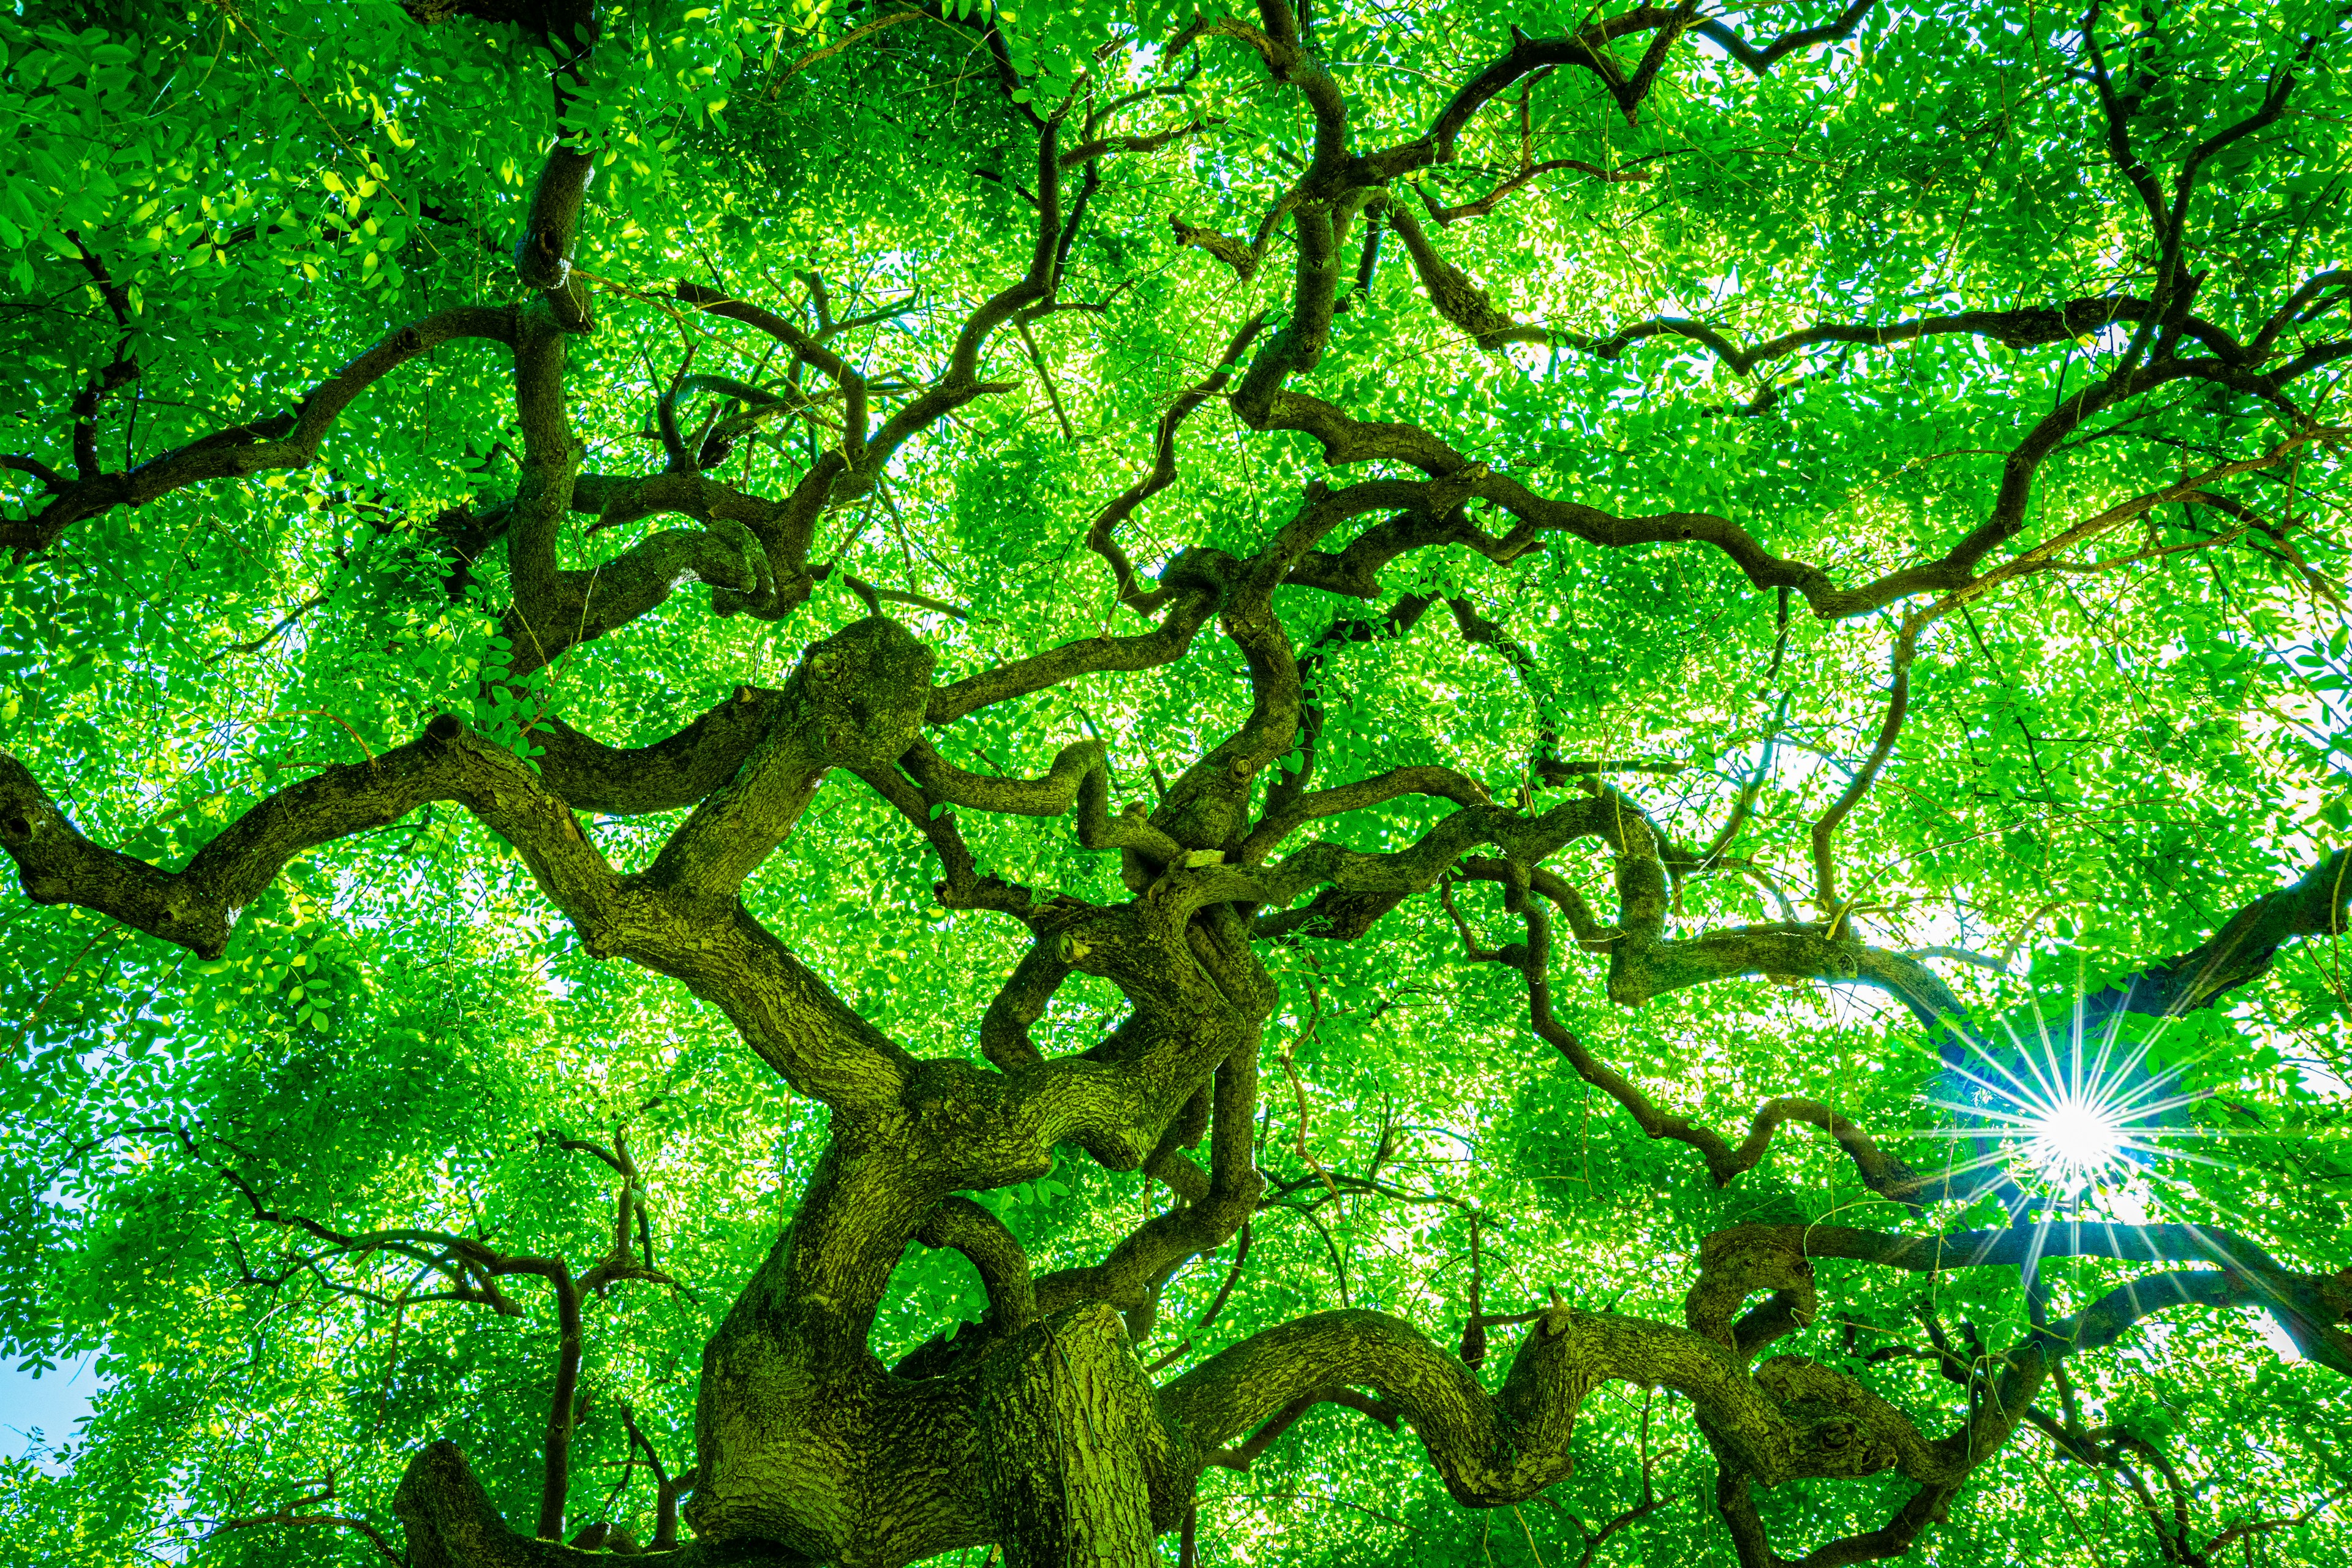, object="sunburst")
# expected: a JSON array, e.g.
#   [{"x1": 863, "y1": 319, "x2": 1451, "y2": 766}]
[
  {"x1": 2021, "y1": 1088, "x2": 2130, "y2": 1189},
  {"x1": 1918, "y1": 976, "x2": 2218, "y2": 1196}
]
